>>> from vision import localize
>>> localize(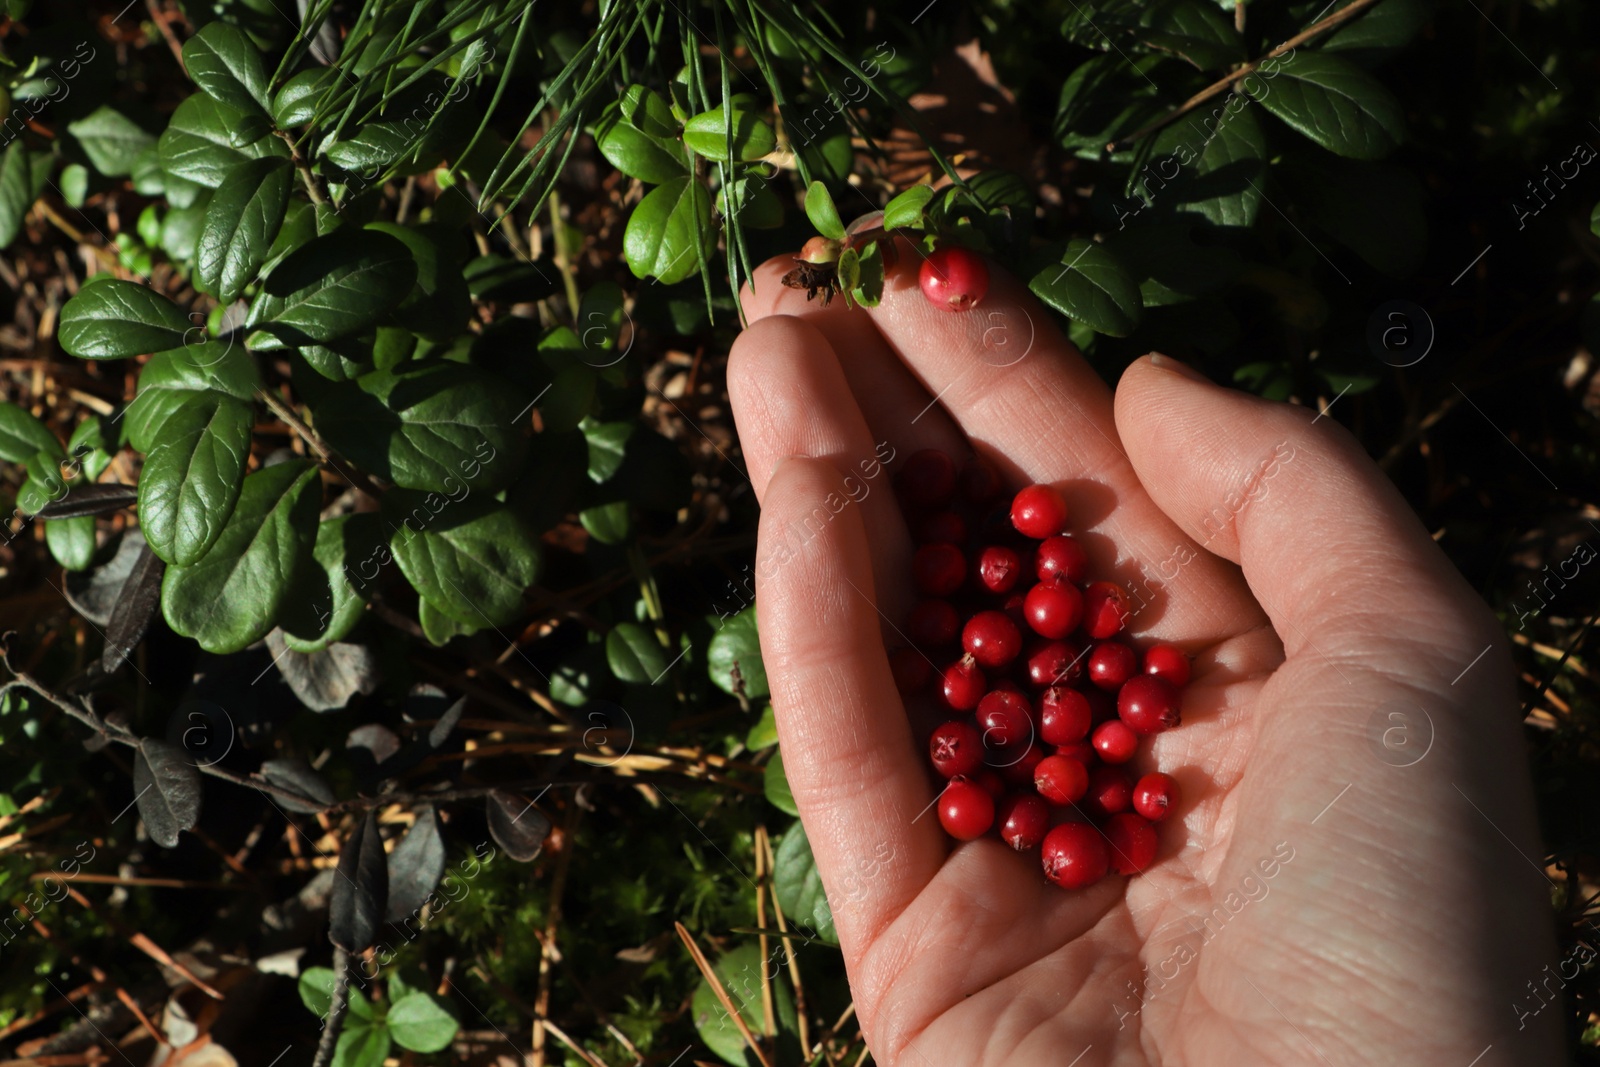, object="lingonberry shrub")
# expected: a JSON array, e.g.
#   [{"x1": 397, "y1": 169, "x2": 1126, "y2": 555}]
[{"x1": 897, "y1": 462, "x2": 1191, "y2": 891}]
